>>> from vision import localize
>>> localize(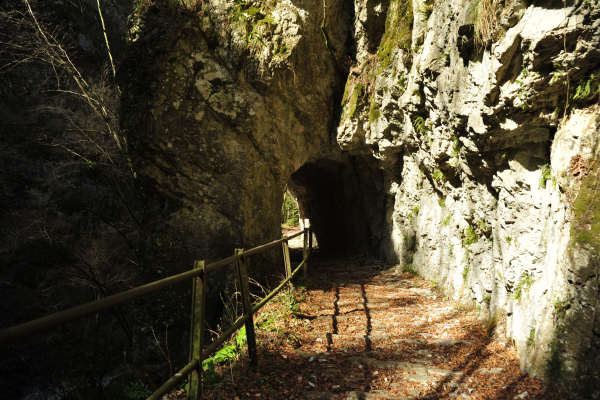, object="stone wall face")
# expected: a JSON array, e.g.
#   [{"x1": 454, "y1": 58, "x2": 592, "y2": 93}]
[{"x1": 339, "y1": 0, "x2": 600, "y2": 395}]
